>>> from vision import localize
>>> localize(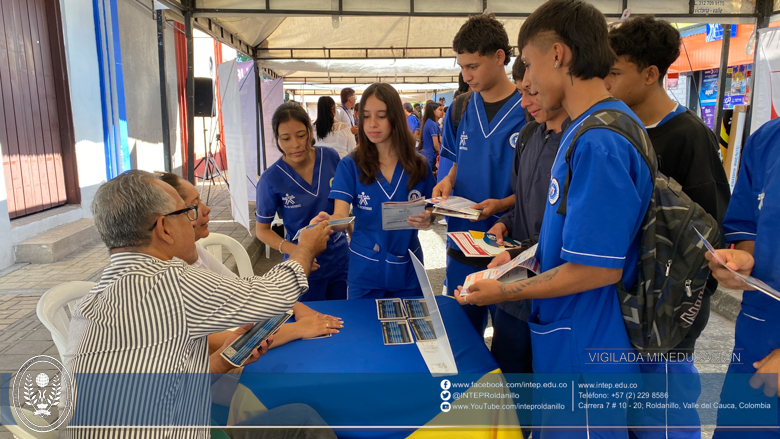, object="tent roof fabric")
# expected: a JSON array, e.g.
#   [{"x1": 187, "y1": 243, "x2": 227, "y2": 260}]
[{"x1": 177, "y1": 0, "x2": 763, "y2": 82}]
